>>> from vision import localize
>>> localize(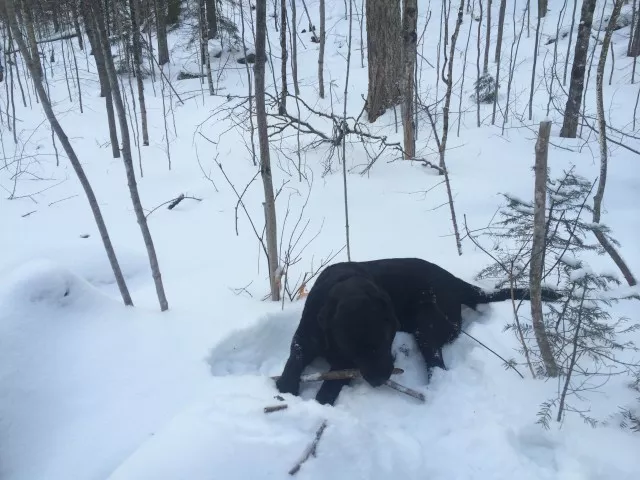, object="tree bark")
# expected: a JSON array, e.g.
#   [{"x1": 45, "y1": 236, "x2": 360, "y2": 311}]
[
  {"x1": 560, "y1": 0, "x2": 596, "y2": 138},
  {"x1": 592, "y1": 0, "x2": 636, "y2": 286},
  {"x1": 129, "y1": 0, "x2": 149, "y2": 145},
  {"x1": 538, "y1": 0, "x2": 548, "y2": 18},
  {"x1": 205, "y1": 0, "x2": 218, "y2": 39},
  {"x1": 89, "y1": 0, "x2": 170, "y2": 311},
  {"x1": 531, "y1": 120, "x2": 559, "y2": 378},
  {"x1": 83, "y1": 5, "x2": 120, "y2": 159},
  {"x1": 5, "y1": 0, "x2": 133, "y2": 308},
  {"x1": 290, "y1": 0, "x2": 299, "y2": 95},
  {"x1": 401, "y1": 0, "x2": 417, "y2": 158},
  {"x1": 255, "y1": 0, "x2": 280, "y2": 301},
  {"x1": 156, "y1": 0, "x2": 170, "y2": 64},
  {"x1": 318, "y1": 0, "x2": 325, "y2": 98},
  {"x1": 492, "y1": 0, "x2": 507, "y2": 124},
  {"x1": 166, "y1": 0, "x2": 180, "y2": 24},
  {"x1": 72, "y1": 0, "x2": 84, "y2": 50},
  {"x1": 630, "y1": 2, "x2": 640, "y2": 57},
  {"x1": 199, "y1": 0, "x2": 214, "y2": 95},
  {"x1": 279, "y1": 0, "x2": 287, "y2": 113},
  {"x1": 22, "y1": 0, "x2": 42, "y2": 79},
  {"x1": 439, "y1": 0, "x2": 464, "y2": 256},
  {"x1": 483, "y1": 0, "x2": 492, "y2": 73},
  {"x1": 494, "y1": 0, "x2": 507, "y2": 63},
  {"x1": 365, "y1": 0, "x2": 402, "y2": 123}
]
